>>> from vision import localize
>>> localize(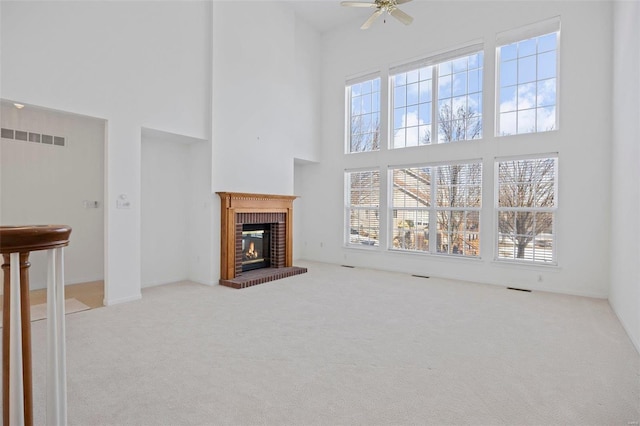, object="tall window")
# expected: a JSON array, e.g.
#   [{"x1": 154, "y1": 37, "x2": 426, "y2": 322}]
[
  {"x1": 346, "y1": 170, "x2": 380, "y2": 246},
  {"x1": 497, "y1": 157, "x2": 557, "y2": 263},
  {"x1": 392, "y1": 67, "x2": 433, "y2": 148},
  {"x1": 437, "y1": 53, "x2": 483, "y2": 143},
  {"x1": 390, "y1": 162, "x2": 481, "y2": 257},
  {"x1": 497, "y1": 23, "x2": 559, "y2": 136},
  {"x1": 390, "y1": 49, "x2": 483, "y2": 148},
  {"x1": 435, "y1": 163, "x2": 482, "y2": 256},
  {"x1": 390, "y1": 167, "x2": 431, "y2": 251},
  {"x1": 347, "y1": 77, "x2": 381, "y2": 153}
]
